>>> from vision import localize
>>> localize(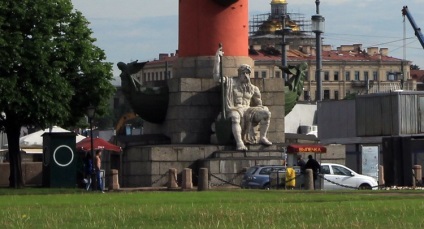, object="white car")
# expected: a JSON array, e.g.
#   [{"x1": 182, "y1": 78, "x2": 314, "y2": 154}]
[{"x1": 320, "y1": 163, "x2": 378, "y2": 190}]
